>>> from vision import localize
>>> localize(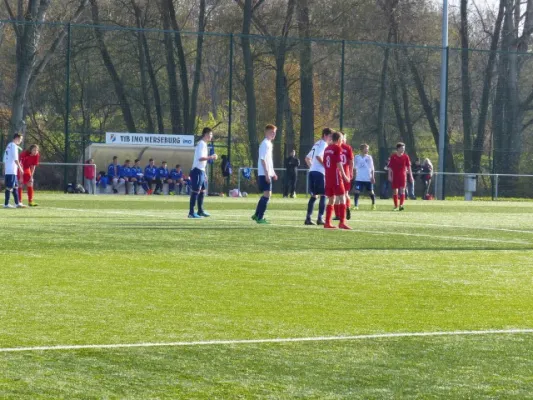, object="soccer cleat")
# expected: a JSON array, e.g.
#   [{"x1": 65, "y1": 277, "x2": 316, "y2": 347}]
[
  {"x1": 113, "y1": 188, "x2": 118, "y2": 194},
  {"x1": 351, "y1": 206, "x2": 359, "y2": 211},
  {"x1": 392, "y1": 207, "x2": 399, "y2": 211},
  {"x1": 346, "y1": 207, "x2": 351, "y2": 220},
  {"x1": 323, "y1": 223, "x2": 337, "y2": 229},
  {"x1": 339, "y1": 223, "x2": 352, "y2": 230},
  {"x1": 29, "y1": 202, "x2": 39, "y2": 207},
  {"x1": 198, "y1": 211, "x2": 211, "y2": 217},
  {"x1": 188, "y1": 213, "x2": 202, "y2": 219},
  {"x1": 371, "y1": 204, "x2": 377, "y2": 211},
  {"x1": 3, "y1": 204, "x2": 15, "y2": 209},
  {"x1": 256, "y1": 218, "x2": 270, "y2": 224},
  {"x1": 169, "y1": 191, "x2": 175, "y2": 195},
  {"x1": 317, "y1": 218, "x2": 325, "y2": 225},
  {"x1": 399, "y1": 206, "x2": 405, "y2": 211},
  {"x1": 147, "y1": 189, "x2": 153, "y2": 195},
  {"x1": 16, "y1": 204, "x2": 27, "y2": 208},
  {"x1": 251, "y1": 214, "x2": 258, "y2": 221},
  {"x1": 304, "y1": 218, "x2": 316, "y2": 225}
]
